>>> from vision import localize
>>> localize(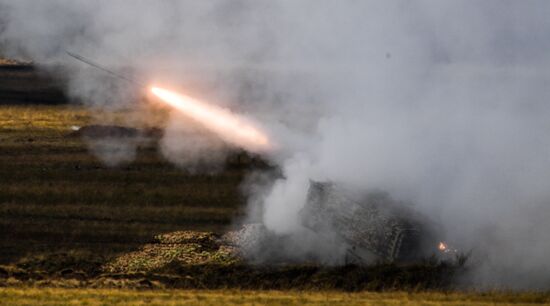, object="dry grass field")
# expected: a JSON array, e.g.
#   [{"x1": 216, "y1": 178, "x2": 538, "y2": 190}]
[
  {"x1": 0, "y1": 66, "x2": 548, "y2": 302},
  {"x1": 0, "y1": 63, "x2": 66, "y2": 105},
  {"x1": 0, "y1": 105, "x2": 248, "y2": 264},
  {"x1": 0, "y1": 105, "x2": 460, "y2": 293},
  {"x1": 1, "y1": 288, "x2": 549, "y2": 305}
]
